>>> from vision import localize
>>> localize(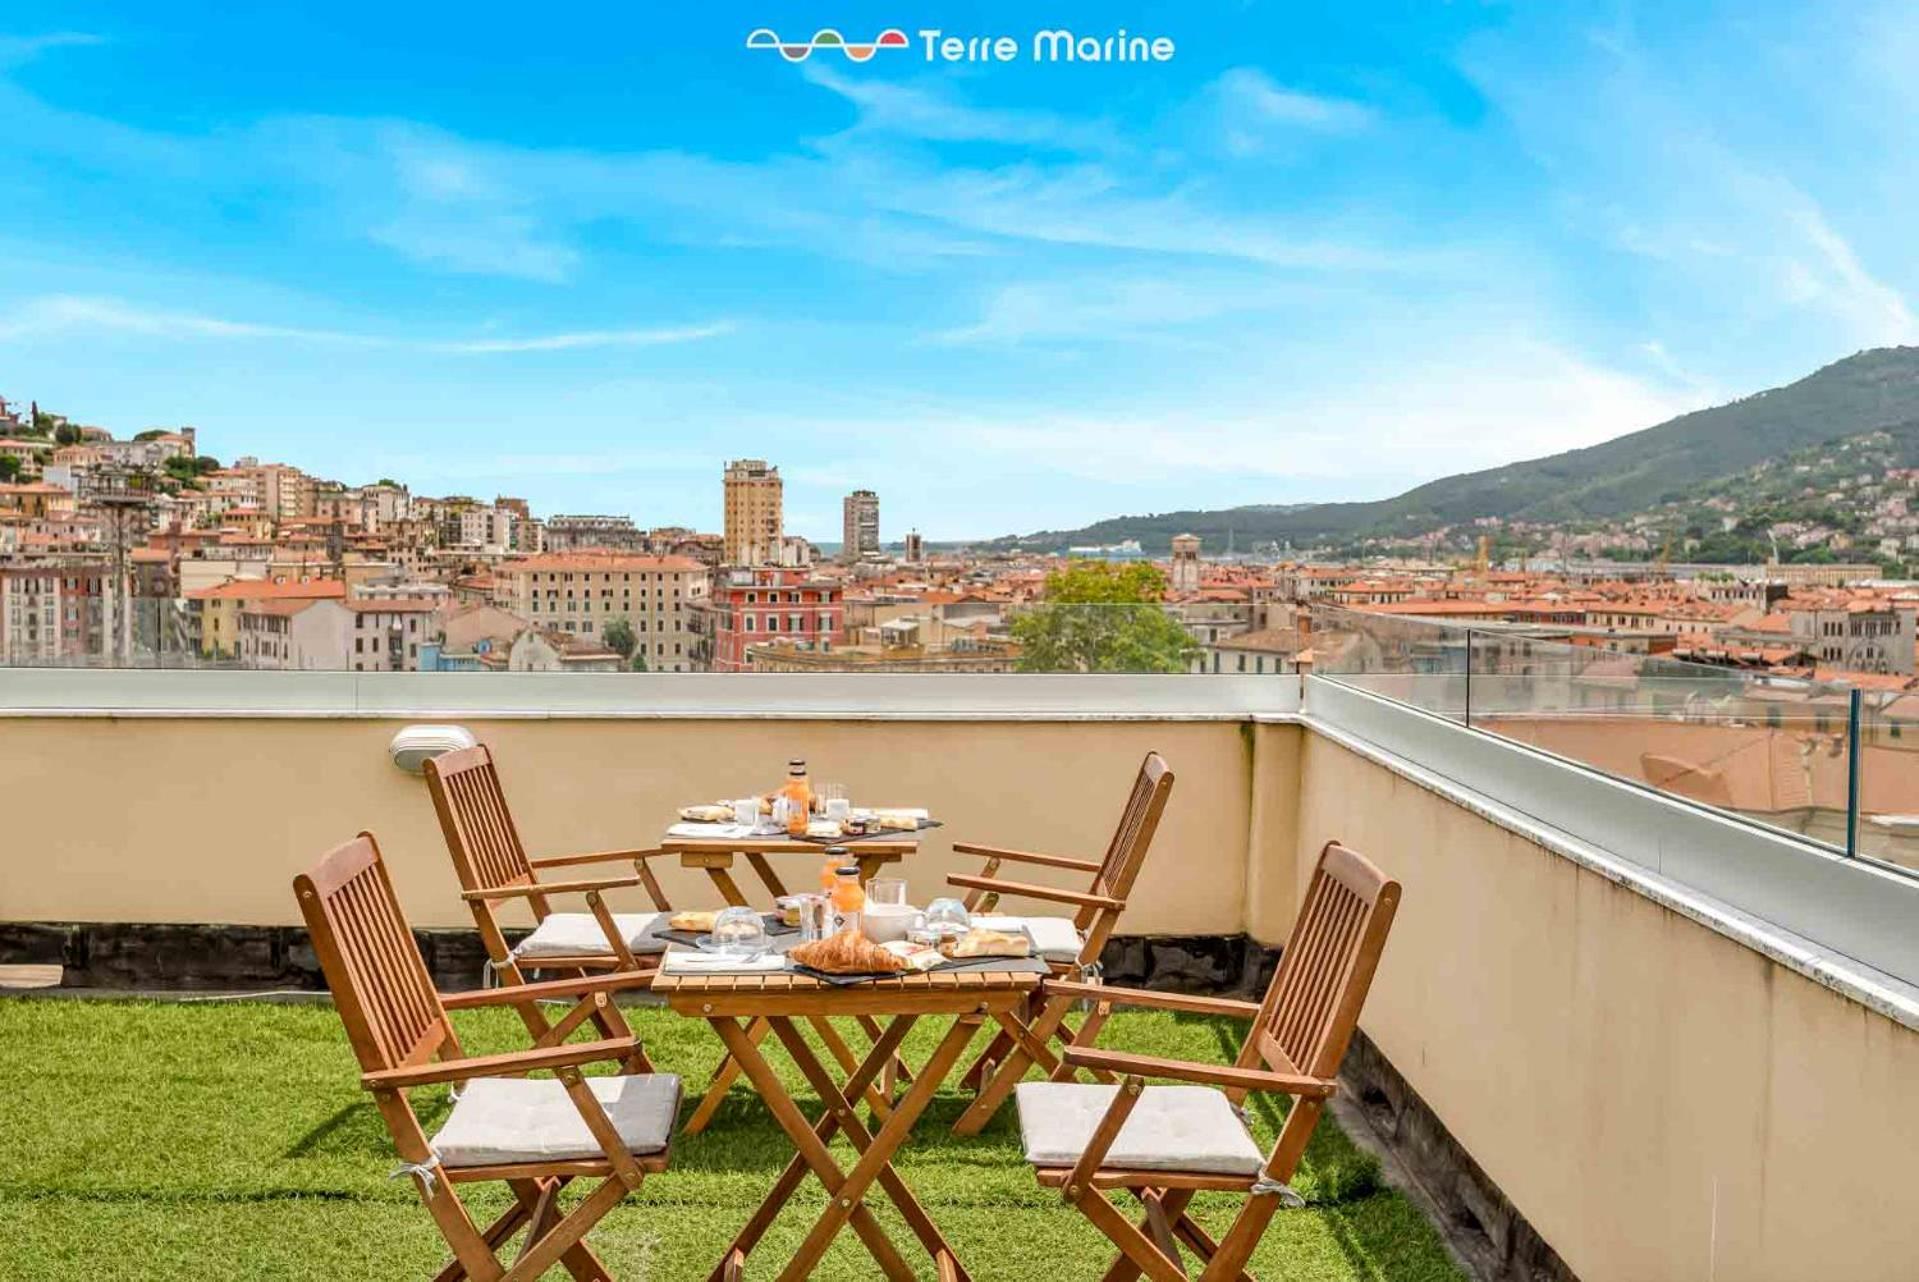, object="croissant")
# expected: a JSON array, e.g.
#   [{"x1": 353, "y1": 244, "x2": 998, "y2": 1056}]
[
  {"x1": 939, "y1": 928, "x2": 1032, "y2": 960},
  {"x1": 790, "y1": 929, "x2": 909, "y2": 975}
]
